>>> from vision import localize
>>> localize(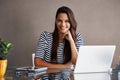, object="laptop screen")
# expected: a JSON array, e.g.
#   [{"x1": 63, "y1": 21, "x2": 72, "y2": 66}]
[{"x1": 74, "y1": 45, "x2": 116, "y2": 73}]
